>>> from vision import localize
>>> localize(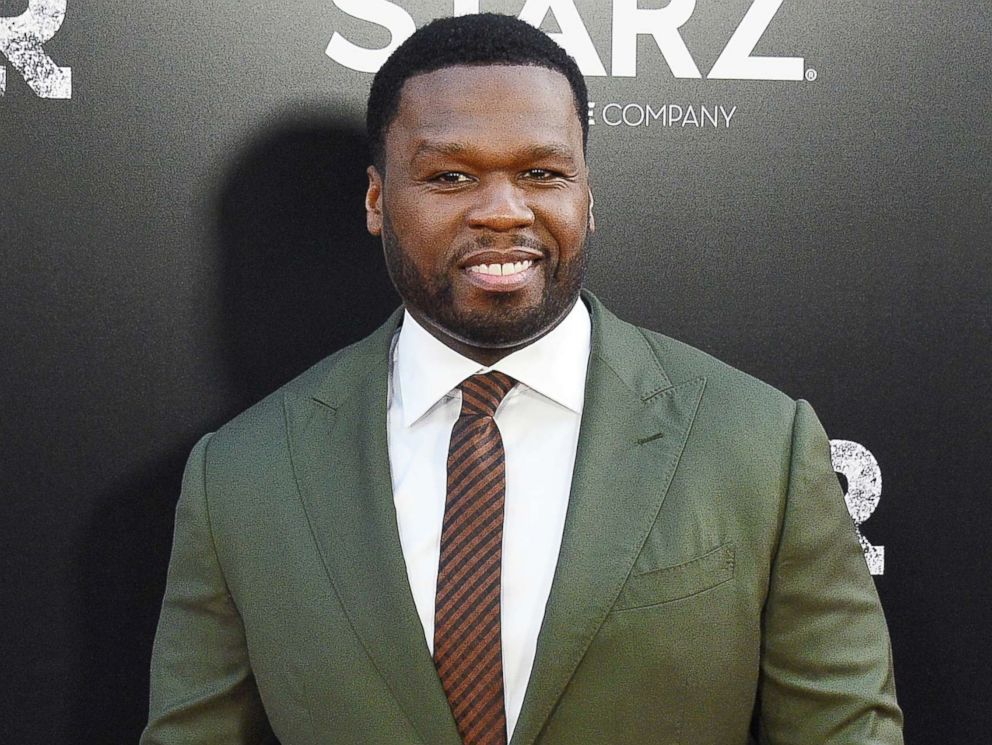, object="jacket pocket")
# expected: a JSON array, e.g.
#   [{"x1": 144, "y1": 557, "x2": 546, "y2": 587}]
[{"x1": 612, "y1": 542, "x2": 735, "y2": 611}]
